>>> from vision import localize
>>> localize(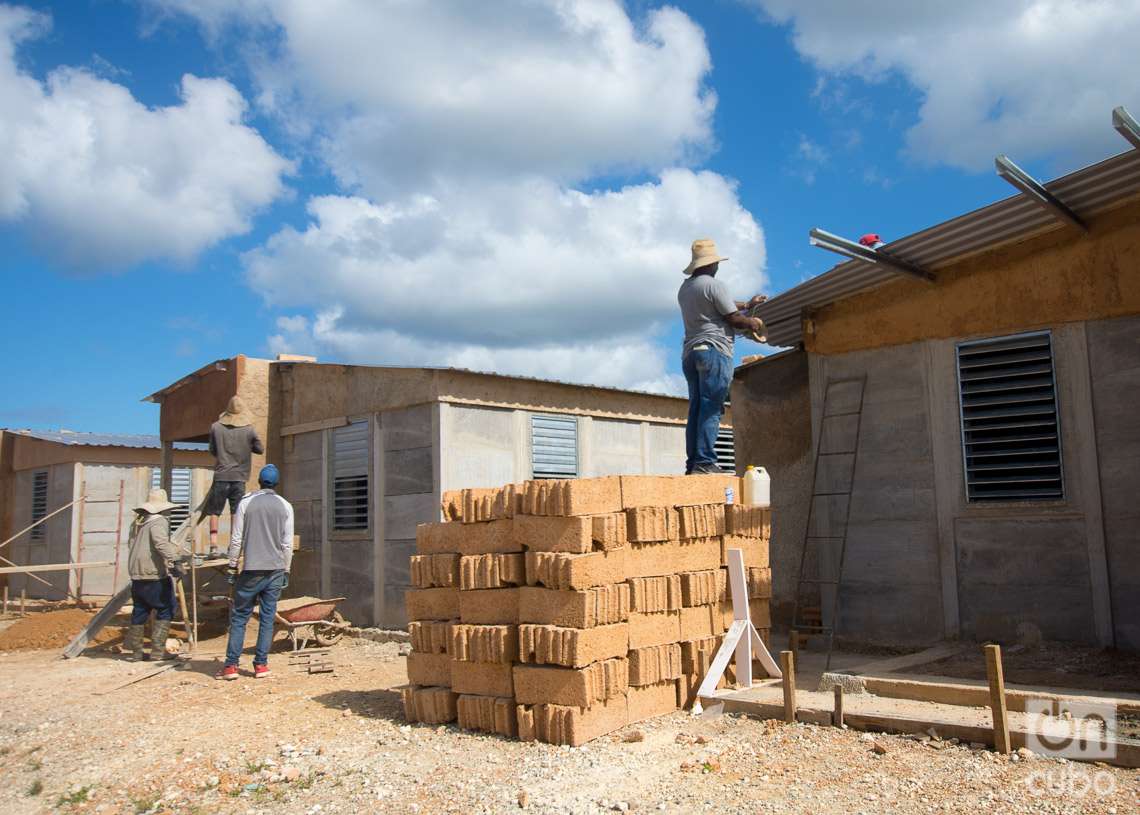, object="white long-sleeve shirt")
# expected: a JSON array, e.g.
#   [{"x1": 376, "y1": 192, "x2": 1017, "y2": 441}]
[{"x1": 228, "y1": 488, "x2": 294, "y2": 572}]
